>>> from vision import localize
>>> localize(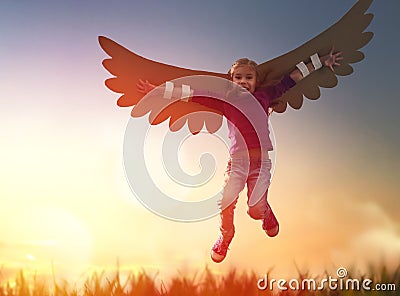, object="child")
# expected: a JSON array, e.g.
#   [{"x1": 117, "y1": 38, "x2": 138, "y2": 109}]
[{"x1": 137, "y1": 48, "x2": 342, "y2": 263}]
